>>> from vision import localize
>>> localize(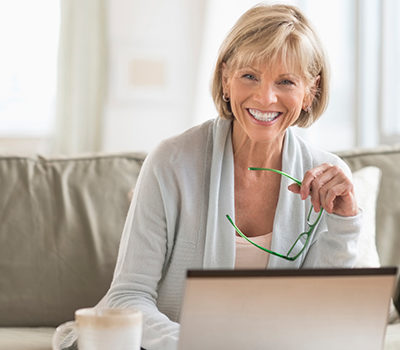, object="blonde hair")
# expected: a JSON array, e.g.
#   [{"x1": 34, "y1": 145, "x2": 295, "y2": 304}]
[{"x1": 212, "y1": 4, "x2": 329, "y2": 127}]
